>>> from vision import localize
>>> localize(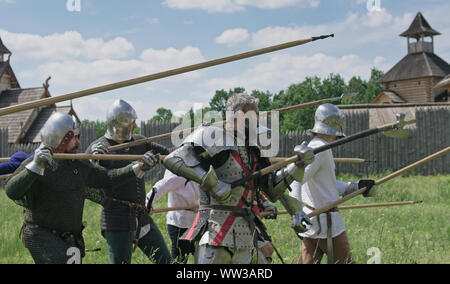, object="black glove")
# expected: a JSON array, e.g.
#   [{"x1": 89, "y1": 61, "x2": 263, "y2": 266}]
[{"x1": 358, "y1": 180, "x2": 376, "y2": 197}]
